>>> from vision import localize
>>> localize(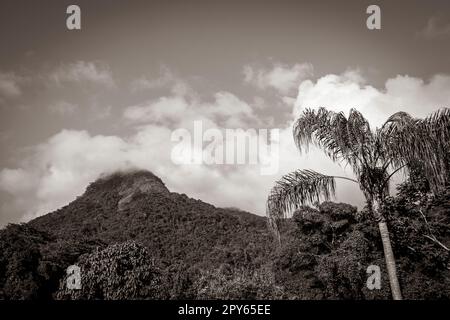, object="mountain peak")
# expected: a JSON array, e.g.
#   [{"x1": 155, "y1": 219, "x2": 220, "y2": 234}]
[{"x1": 84, "y1": 169, "x2": 170, "y2": 211}]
